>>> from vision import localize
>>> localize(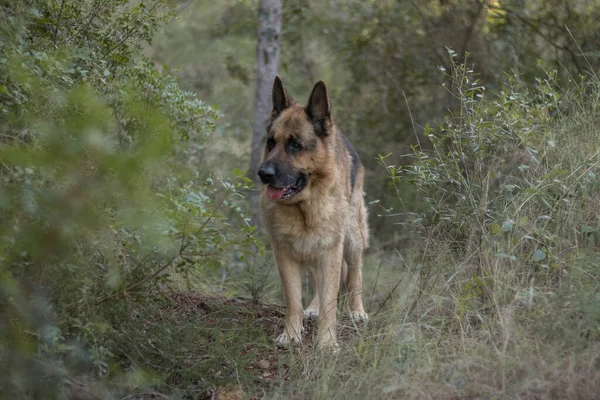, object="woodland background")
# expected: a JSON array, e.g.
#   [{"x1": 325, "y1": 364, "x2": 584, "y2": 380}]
[{"x1": 1, "y1": 1, "x2": 600, "y2": 399}]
